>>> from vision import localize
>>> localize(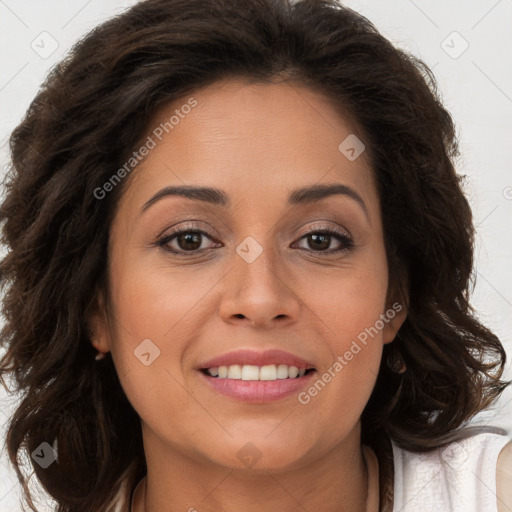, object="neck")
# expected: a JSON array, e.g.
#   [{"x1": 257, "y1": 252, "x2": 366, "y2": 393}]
[{"x1": 133, "y1": 426, "x2": 379, "y2": 512}]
